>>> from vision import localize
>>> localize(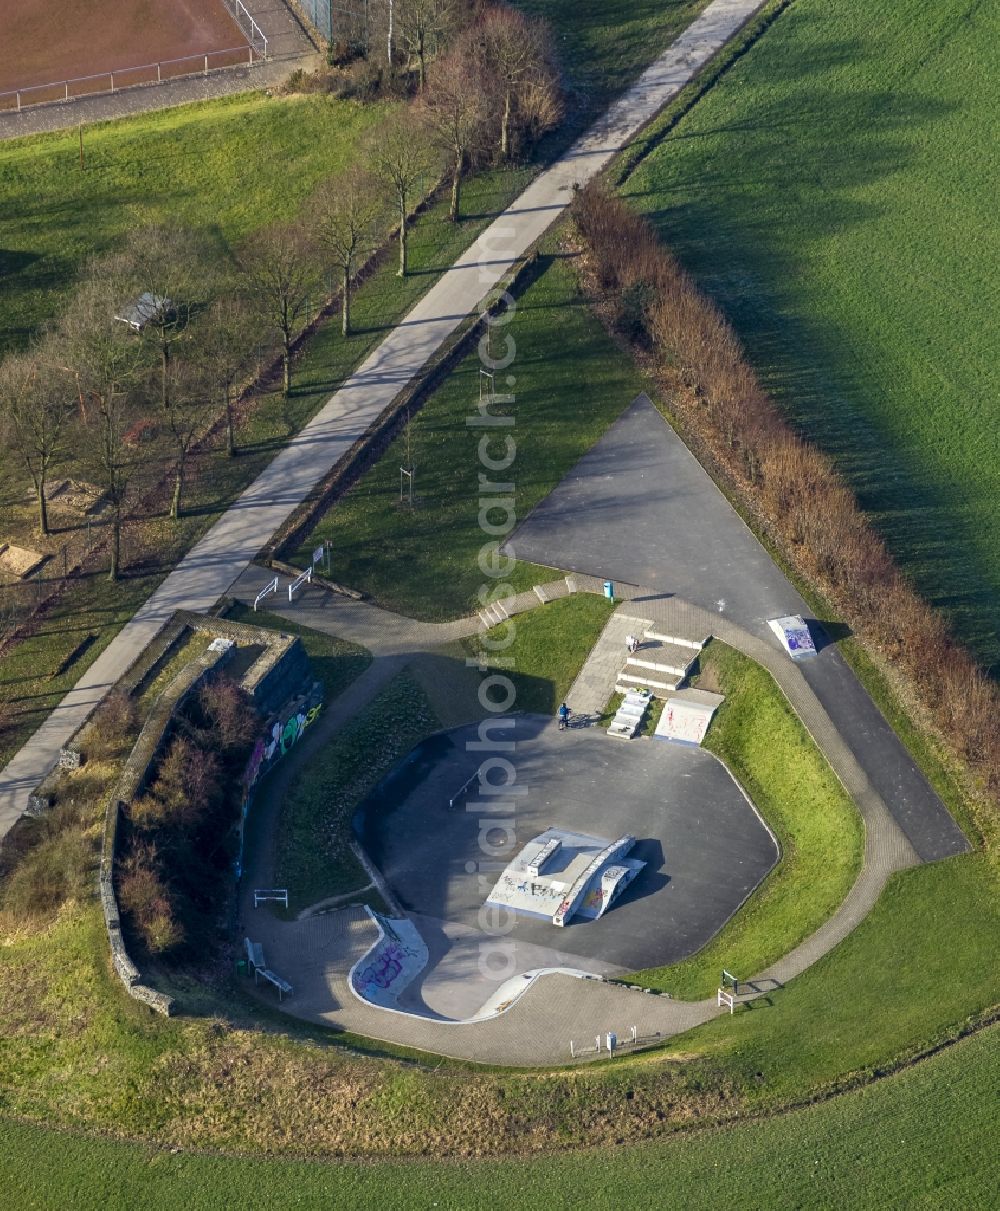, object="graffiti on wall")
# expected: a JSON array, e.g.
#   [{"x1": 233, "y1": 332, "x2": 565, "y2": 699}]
[
  {"x1": 244, "y1": 701, "x2": 322, "y2": 793},
  {"x1": 234, "y1": 696, "x2": 322, "y2": 881}
]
